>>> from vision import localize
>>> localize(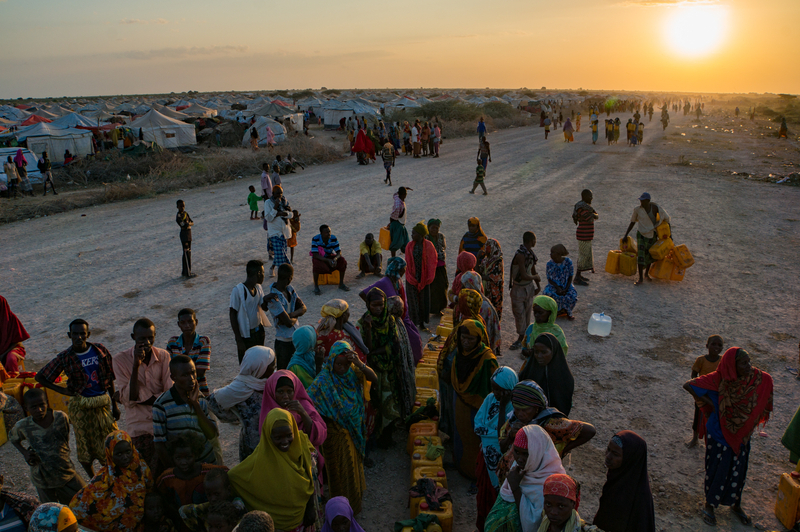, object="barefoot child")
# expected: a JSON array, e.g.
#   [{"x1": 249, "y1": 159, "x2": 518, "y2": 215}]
[
  {"x1": 287, "y1": 210, "x2": 301, "y2": 263},
  {"x1": 470, "y1": 159, "x2": 487, "y2": 195},
  {"x1": 247, "y1": 186, "x2": 260, "y2": 220},
  {"x1": 9, "y1": 389, "x2": 86, "y2": 504},
  {"x1": 686, "y1": 335, "x2": 723, "y2": 448}
]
